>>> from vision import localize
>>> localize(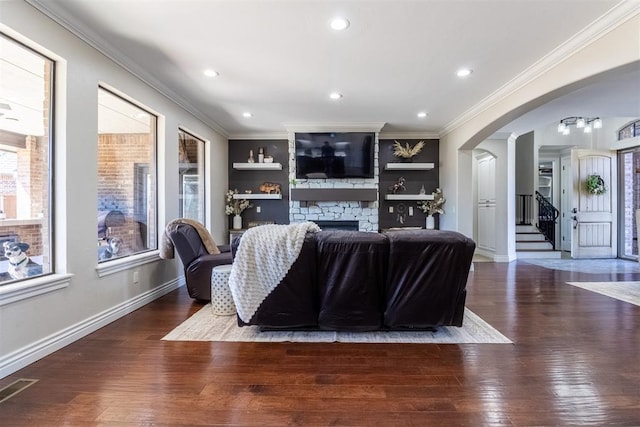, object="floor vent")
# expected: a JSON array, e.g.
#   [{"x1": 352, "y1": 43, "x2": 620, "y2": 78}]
[{"x1": 0, "y1": 379, "x2": 38, "y2": 404}]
